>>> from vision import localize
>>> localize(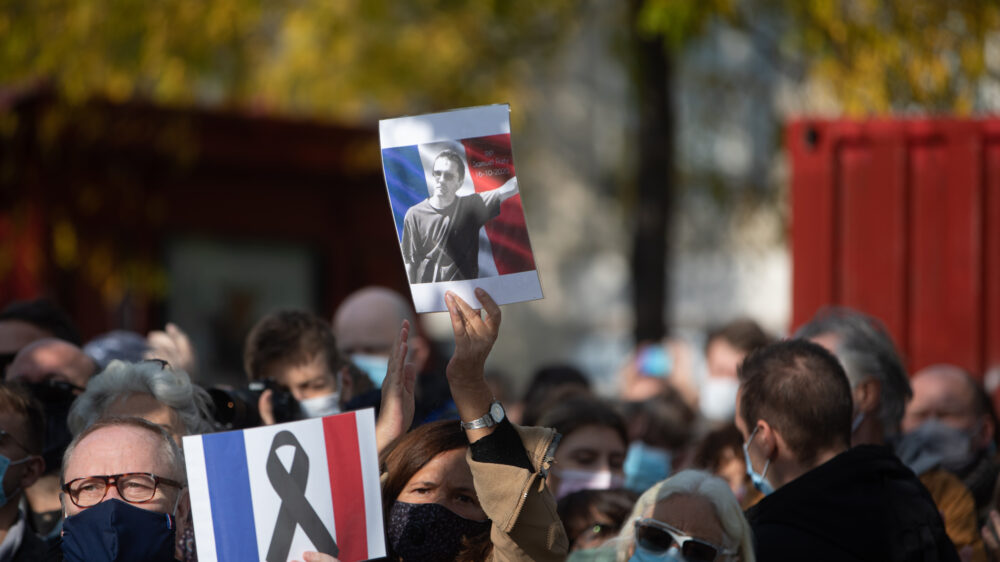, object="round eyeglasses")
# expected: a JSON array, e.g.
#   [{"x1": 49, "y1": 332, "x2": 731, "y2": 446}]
[{"x1": 62, "y1": 472, "x2": 183, "y2": 508}]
